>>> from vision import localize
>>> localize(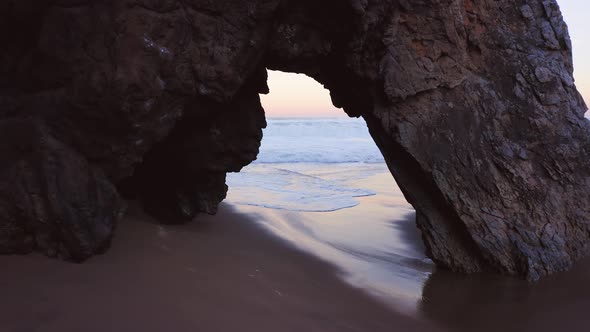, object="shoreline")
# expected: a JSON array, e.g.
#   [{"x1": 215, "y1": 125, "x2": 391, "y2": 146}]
[
  {"x1": 0, "y1": 203, "x2": 439, "y2": 332},
  {"x1": 228, "y1": 163, "x2": 434, "y2": 314}
]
